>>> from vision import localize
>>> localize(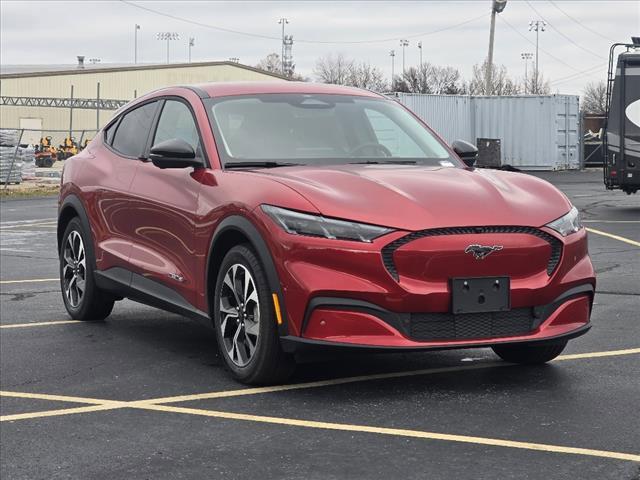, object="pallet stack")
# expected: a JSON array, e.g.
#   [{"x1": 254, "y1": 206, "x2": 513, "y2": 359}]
[{"x1": 0, "y1": 130, "x2": 23, "y2": 184}]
